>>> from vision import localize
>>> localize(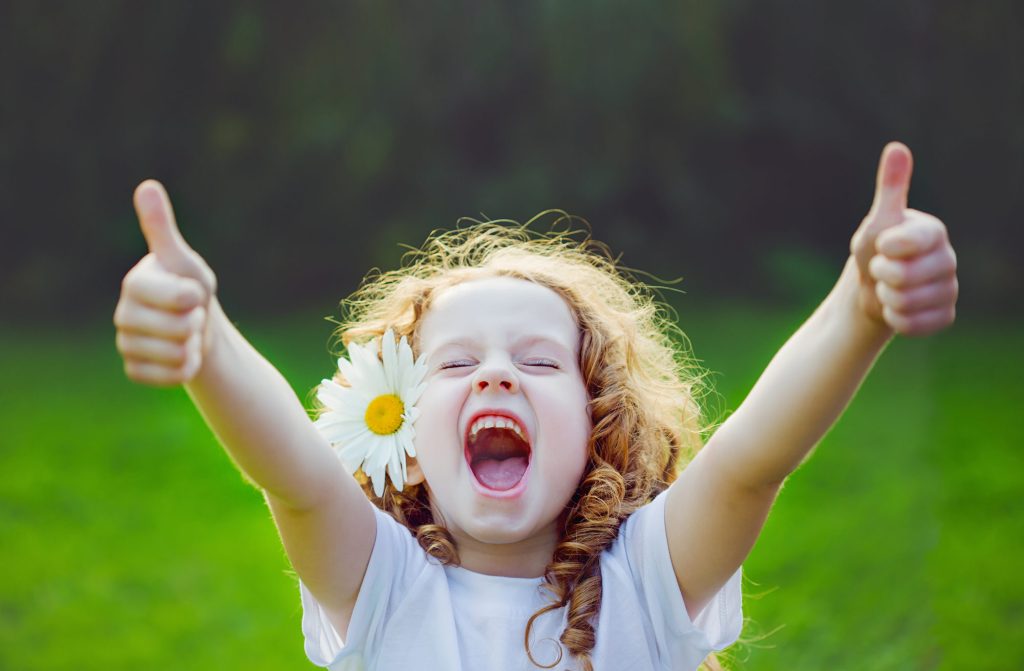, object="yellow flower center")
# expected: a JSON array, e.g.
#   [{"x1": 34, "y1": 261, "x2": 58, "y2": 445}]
[{"x1": 365, "y1": 394, "x2": 405, "y2": 435}]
